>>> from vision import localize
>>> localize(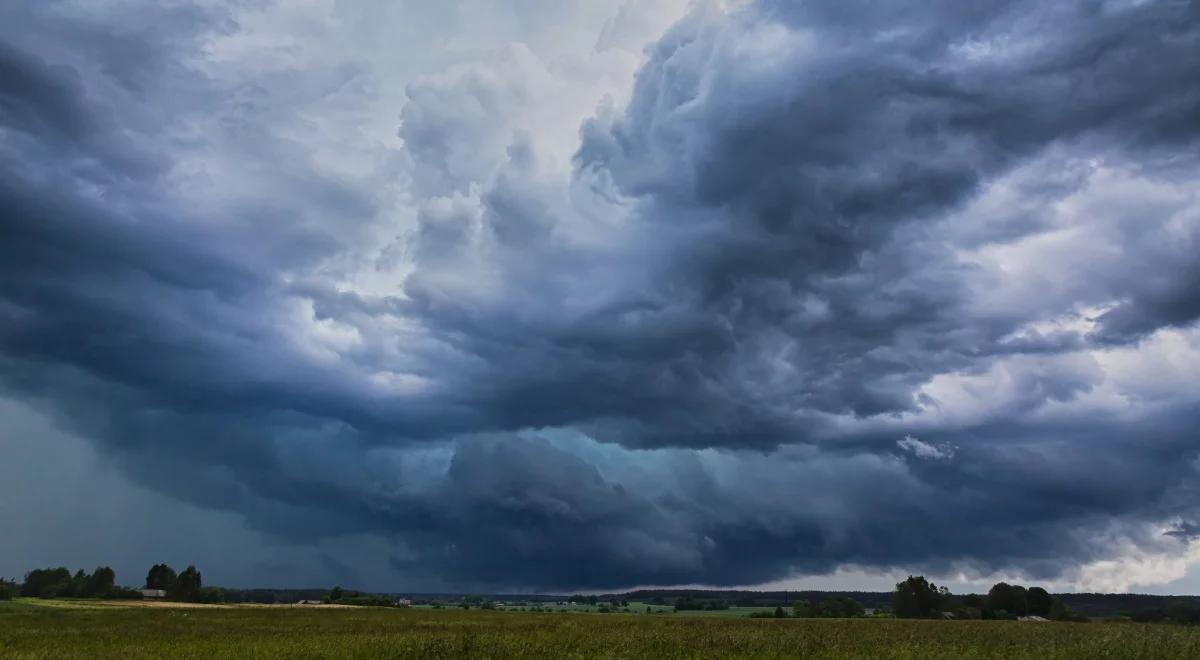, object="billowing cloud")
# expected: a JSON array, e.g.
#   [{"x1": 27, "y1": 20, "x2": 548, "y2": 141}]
[
  {"x1": 897, "y1": 435, "x2": 954, "y2": 461},
  {"x1": 2, "y1": 0, "x2": 1199, "y2": 591}
]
